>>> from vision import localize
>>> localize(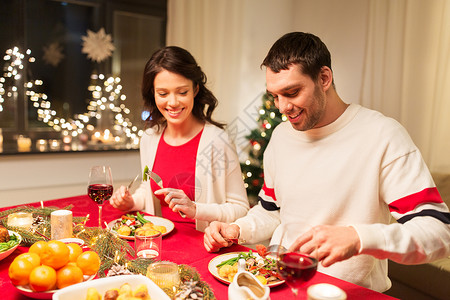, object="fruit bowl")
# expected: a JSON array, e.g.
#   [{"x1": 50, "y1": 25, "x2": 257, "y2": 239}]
[{"x1": 14, "y1": 274, "x2": 95, "y2": 300}]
